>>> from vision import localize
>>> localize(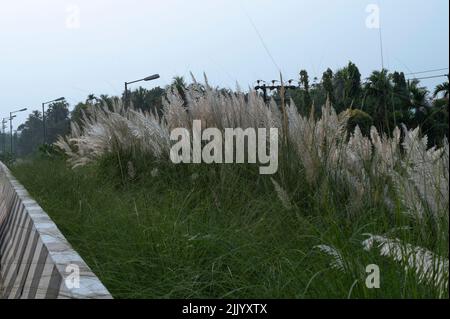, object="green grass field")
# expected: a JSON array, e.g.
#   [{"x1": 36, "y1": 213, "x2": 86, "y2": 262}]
[{"x1": 10, "y1": 155, "x2": 445, "y2": 299}]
